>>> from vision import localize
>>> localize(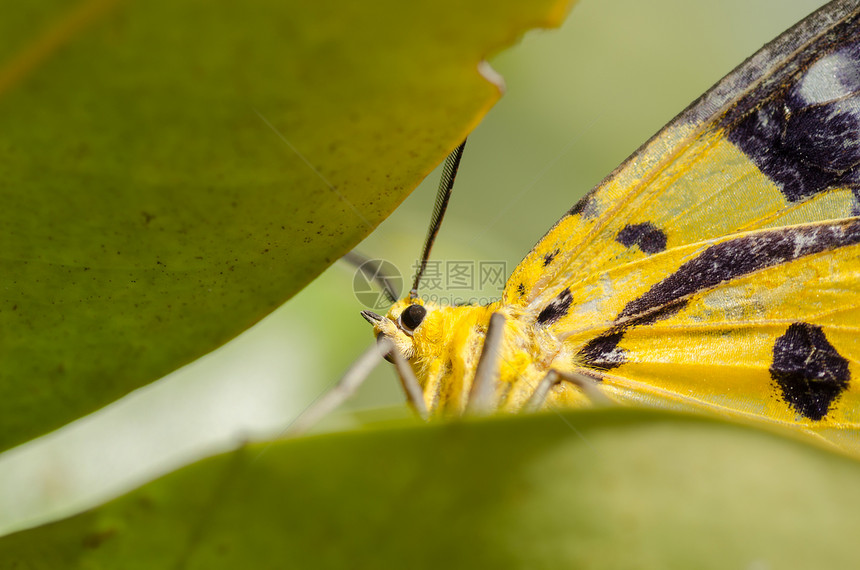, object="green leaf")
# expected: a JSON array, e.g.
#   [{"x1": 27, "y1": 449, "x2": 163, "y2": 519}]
[
  {"x1": 0, "y1": 0, "x2": 573, "y2": 452},
  {"x1": 3, "y1": 410, "x2": 860, "y2": 568}
]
